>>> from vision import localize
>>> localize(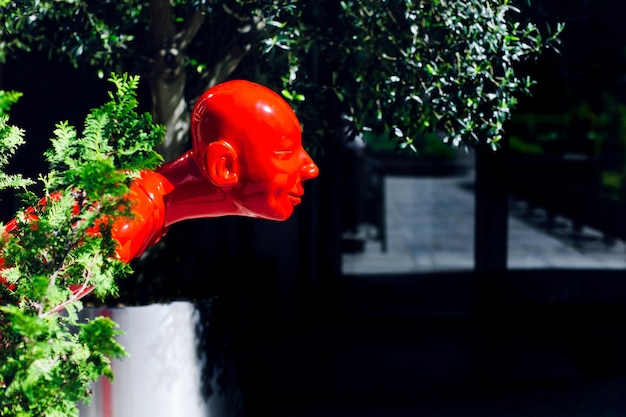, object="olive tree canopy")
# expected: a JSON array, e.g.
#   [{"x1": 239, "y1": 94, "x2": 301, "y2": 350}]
[{"x1": 0, "y1": 0, "x2": 561, "y2": 159}]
